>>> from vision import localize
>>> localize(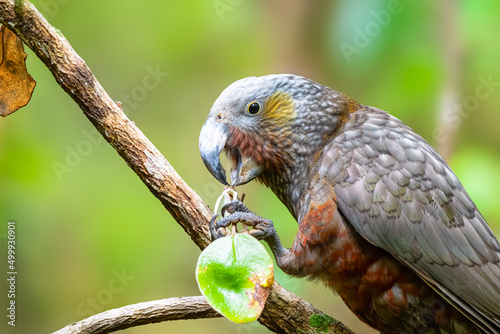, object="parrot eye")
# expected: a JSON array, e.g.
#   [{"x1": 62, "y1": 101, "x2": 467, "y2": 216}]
[{"x1": 247, "y1": 101, "x2": 261, "y2": 115}]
